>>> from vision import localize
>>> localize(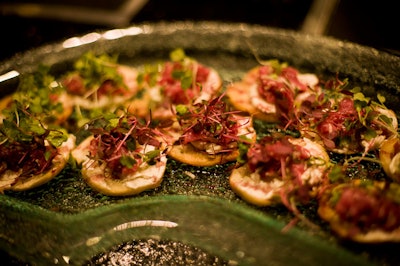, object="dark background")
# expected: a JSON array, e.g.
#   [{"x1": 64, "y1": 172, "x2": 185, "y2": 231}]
[{"x1": 0, "y1": 0, "x2": 399, "y2": 62}]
